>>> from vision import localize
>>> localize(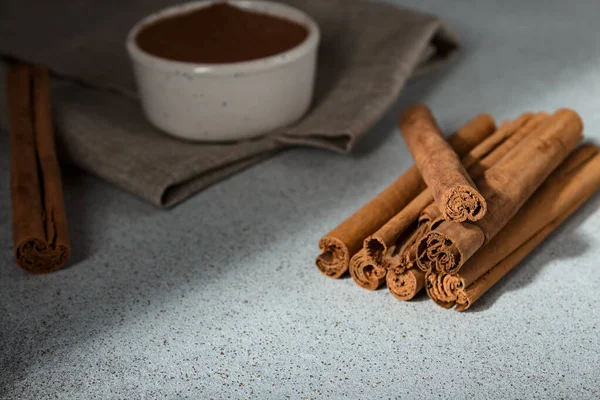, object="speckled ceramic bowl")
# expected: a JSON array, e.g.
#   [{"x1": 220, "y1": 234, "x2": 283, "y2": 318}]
[{"x1": 126, "y1": 0, "x2": 320, "y2": 142}]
